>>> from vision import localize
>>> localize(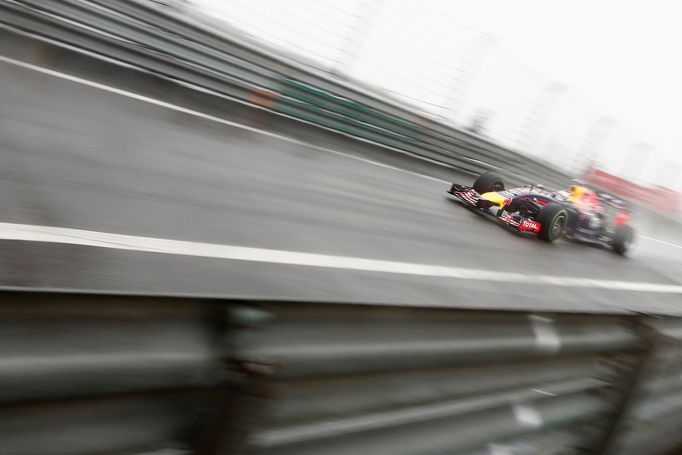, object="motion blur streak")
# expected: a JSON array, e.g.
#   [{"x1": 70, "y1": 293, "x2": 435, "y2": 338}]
[
  {"x1": 0, "y1": 54, "x2": 445, "y2": 184},
  {"x1": 0, "y1": 221, "x2": 680, "y2": 293},
  {"x1": 640, "y1": 236, "x2": 682, "y2": 249},
  {"x1": 1, "y1": 2, "x2": 682, "y2": 454}
]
